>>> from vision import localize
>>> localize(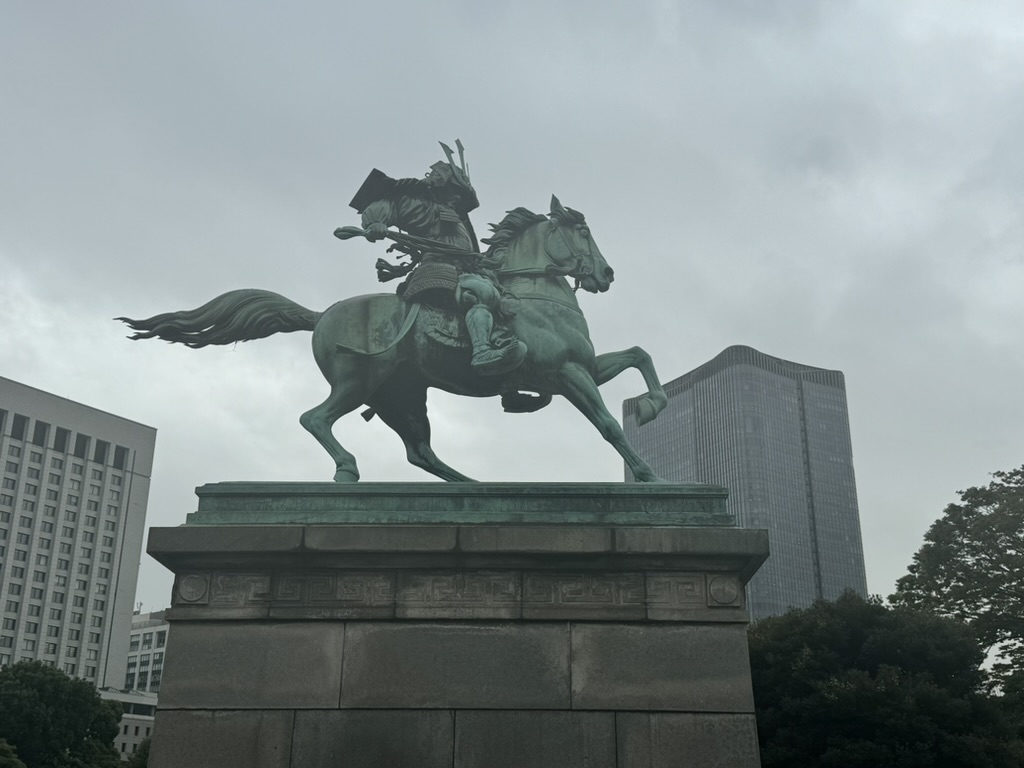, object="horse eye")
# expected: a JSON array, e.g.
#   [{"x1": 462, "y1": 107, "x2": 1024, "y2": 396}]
[{"x1": 579, "y1": 227, "x2": 589, "y2": 238}]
